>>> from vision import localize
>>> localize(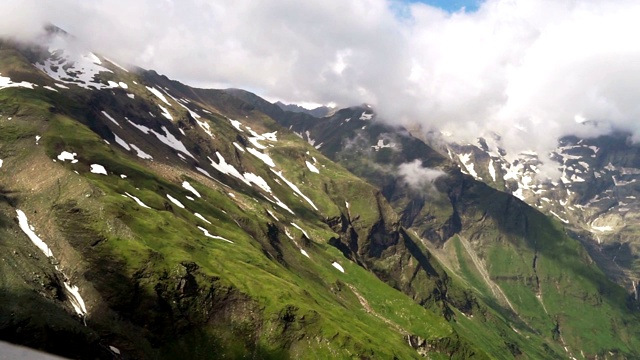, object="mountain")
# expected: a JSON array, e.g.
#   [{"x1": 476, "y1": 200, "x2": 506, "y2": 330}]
[
  {"x1": 254, "y1": 102, "x2": 640, "y2": 358},
  {"x1": 439, "y1": 130, "x2": 640, "y2": 295},
  {"x1": 0, "y1": 28, "x2": 638, "y2": 359},
  {"x1": 273, "y1": 101, "x2": 330, "y2": 118}
]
